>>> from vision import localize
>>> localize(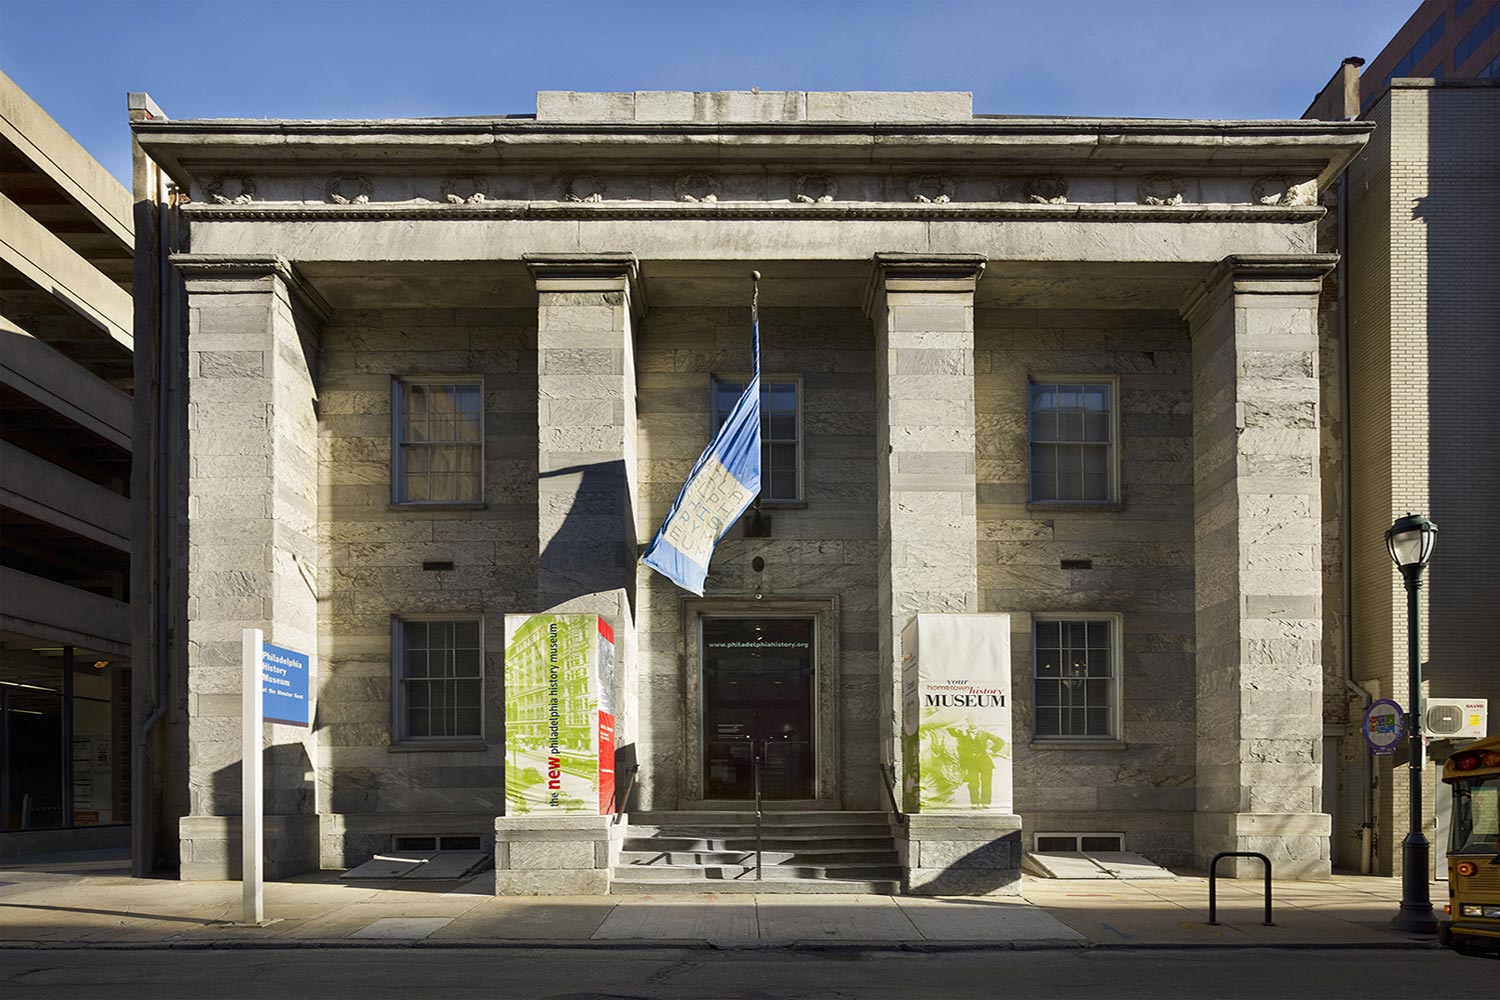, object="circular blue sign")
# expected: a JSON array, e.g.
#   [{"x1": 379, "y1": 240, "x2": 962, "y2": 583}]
[{"x1": 1363, "y1": 699, "x2": 1406, "y2": 755}]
